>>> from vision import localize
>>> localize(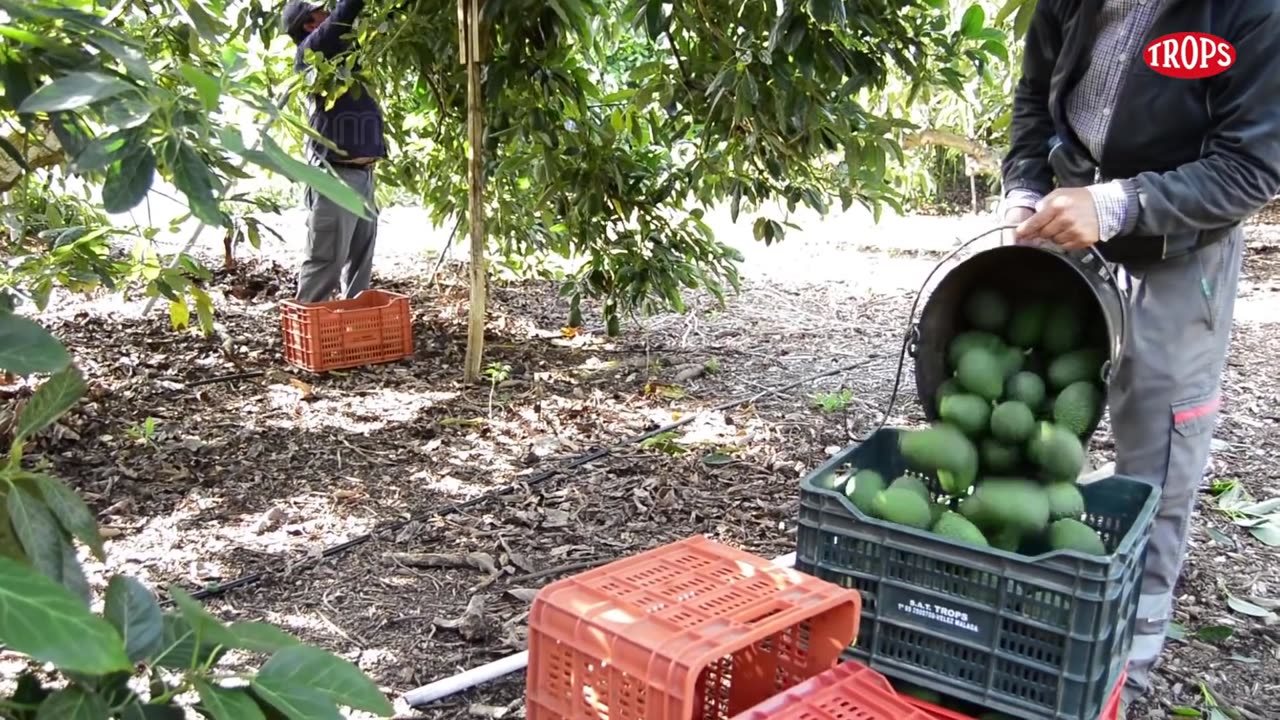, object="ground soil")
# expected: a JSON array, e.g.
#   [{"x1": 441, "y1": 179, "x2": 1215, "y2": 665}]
[{"x1": 3, "y1": 201, "x2": 1279, "y2": 719}]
